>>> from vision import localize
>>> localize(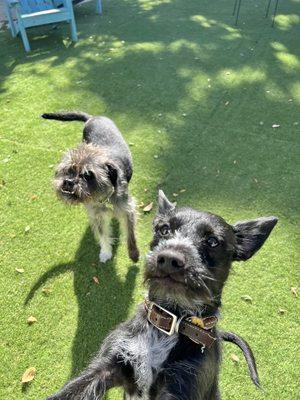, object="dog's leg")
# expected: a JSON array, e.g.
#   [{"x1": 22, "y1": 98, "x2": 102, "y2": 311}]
[
  {"x1": 86, "y1": 205, "x2": 113, "y2": 263},
  {"x1": 98, "y1": 211, "x2": 113, "y2": 263},
  {"x1": 117, "y1": 196, "x2": 139, "y2": 263},
  {"x1": 46, "y1": 363, "x2": 113, "y2": 400}
]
